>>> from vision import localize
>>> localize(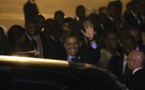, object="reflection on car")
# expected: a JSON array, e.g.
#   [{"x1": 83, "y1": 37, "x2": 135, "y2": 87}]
[{"x1": 0, "y1": 55, "x2": 127, "y2": 90}]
